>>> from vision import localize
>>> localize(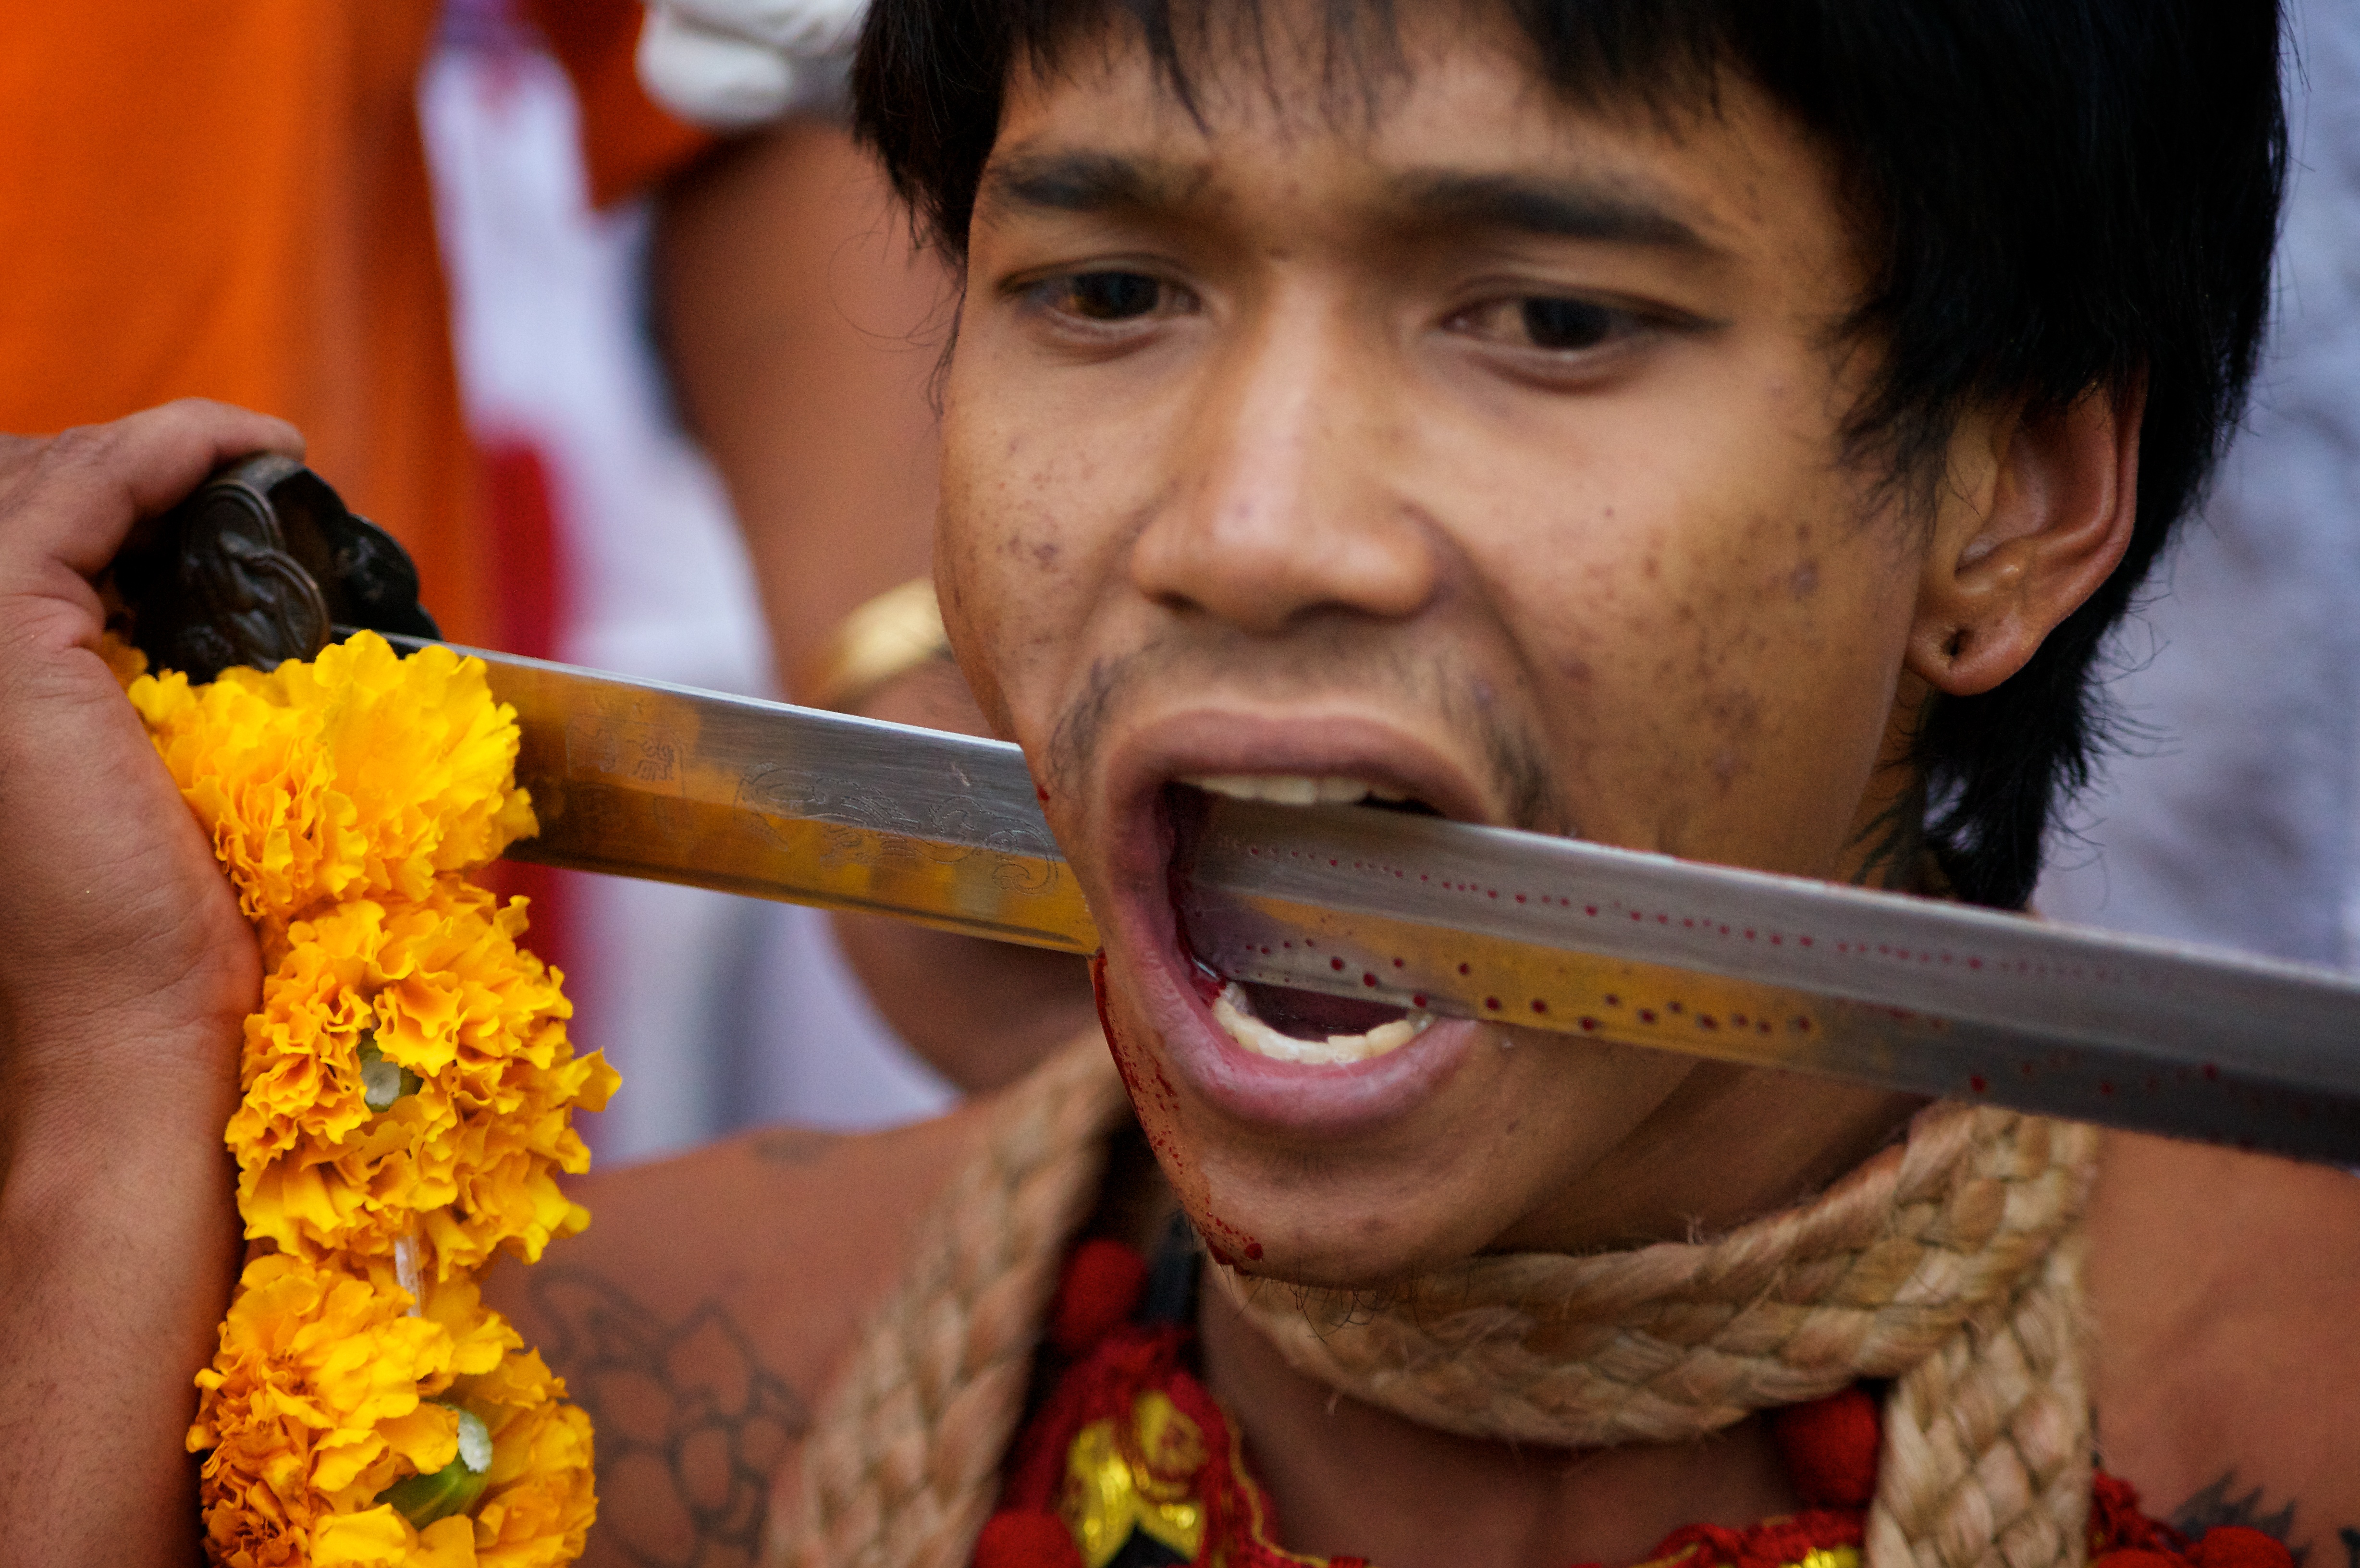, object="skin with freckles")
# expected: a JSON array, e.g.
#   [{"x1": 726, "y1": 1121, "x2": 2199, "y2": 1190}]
[
  {"x1": 2, "y1": 14, "x2": 2343, "y2": 1563},
  {"x1": 921, "y1": 13, "x2": 2145, "y2": 1551},
  {"x1": 937, "y1": 8, "x2": 2135, "y2": 1292}
]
